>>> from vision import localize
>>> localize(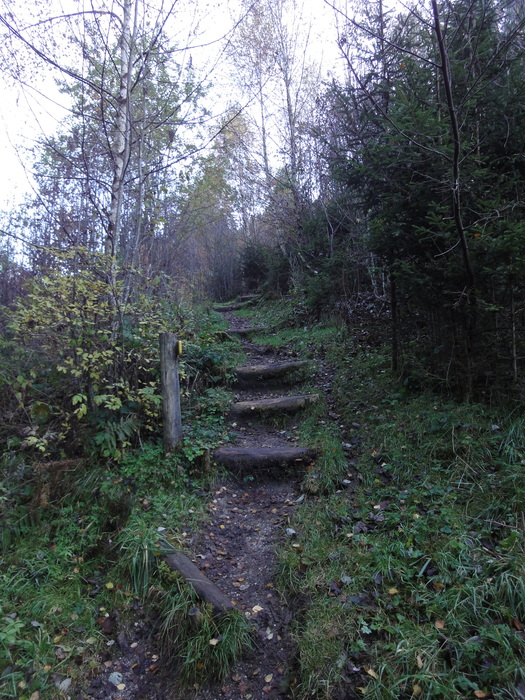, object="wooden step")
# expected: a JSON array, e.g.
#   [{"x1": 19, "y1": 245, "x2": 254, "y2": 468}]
[
  {"x1": 164, "y1": 552, "x2": 234, "y2": 613},
  {"x1": 230, "y1": 393, "x2": 319, "y2": 416},
  {"x1": 235, "y1": 361, "x2": 308, "y2": 381},
  {"x1": 214, "y1": 446, "x2": 316, "y2": 470},
  {"x1": 214, "y1": 302, "x2": 245, "y2": 312},
  {"x1": 214, "y1": 297, "x2": 259, "y2": 312}
]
